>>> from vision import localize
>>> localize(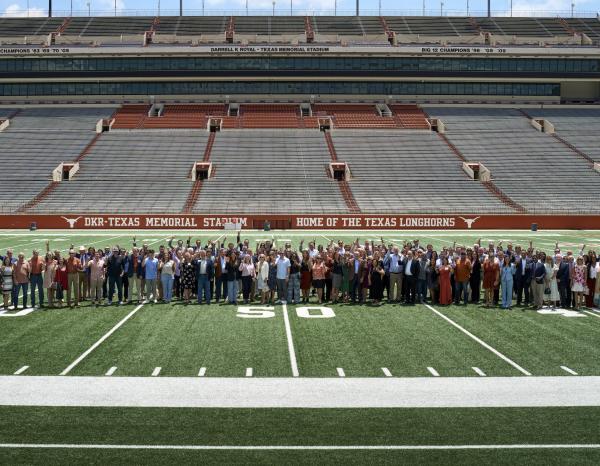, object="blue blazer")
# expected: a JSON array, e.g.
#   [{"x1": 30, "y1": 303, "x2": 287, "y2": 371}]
[{"x1": 193, "y1": 259, "x2": 214, "y2": 281}]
